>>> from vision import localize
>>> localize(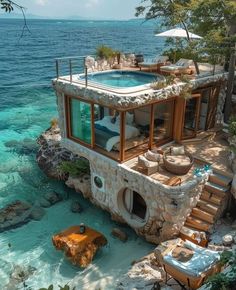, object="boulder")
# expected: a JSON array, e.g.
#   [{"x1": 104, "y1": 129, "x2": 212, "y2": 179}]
[
  {"x1": 30, "y1": 206, "x2": 45, "y2": 221},
  {"x1": 222, "y1": 234, "x2": 234, "y2": 246},
  {"x1": 111, "y1": 228, "x2": 128, "y2": 242},
  {"x1": 39, "y1": 197, "x2": 51, "y2": 208},
  {"x1": 0, "y1": 201, "x2": 32, "y2": 233},
  {"x1": 52, "y1": 225, "x2": 107, "y2": 267},
  {"x1": 70, "y1": 201, "x2": 83, "y2": 213},
  {"x1": 44, "y1": 191, "x2": 63, "y2": 205}
]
